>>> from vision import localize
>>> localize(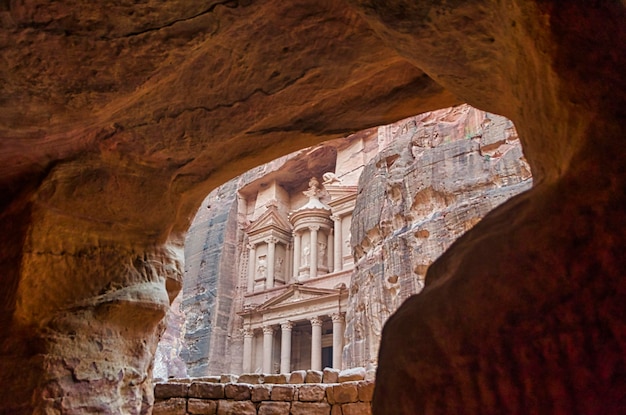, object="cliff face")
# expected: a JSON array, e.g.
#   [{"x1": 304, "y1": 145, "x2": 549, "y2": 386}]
[
  {"x1": 346, "y1": 106, "x2": 532, "y2": 368},
  {"x1": 178, "y1": 180, "x2": 241, "y2": 377}
]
